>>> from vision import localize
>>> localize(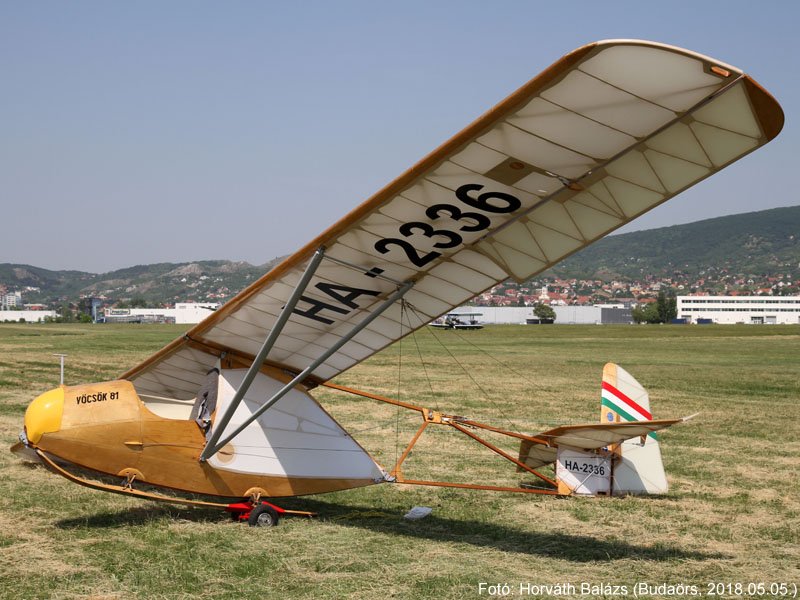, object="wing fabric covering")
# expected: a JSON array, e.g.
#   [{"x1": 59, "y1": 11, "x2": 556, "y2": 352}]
[{"x1": 124, "y1": 40, "x2": 783, "y2": 400}]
